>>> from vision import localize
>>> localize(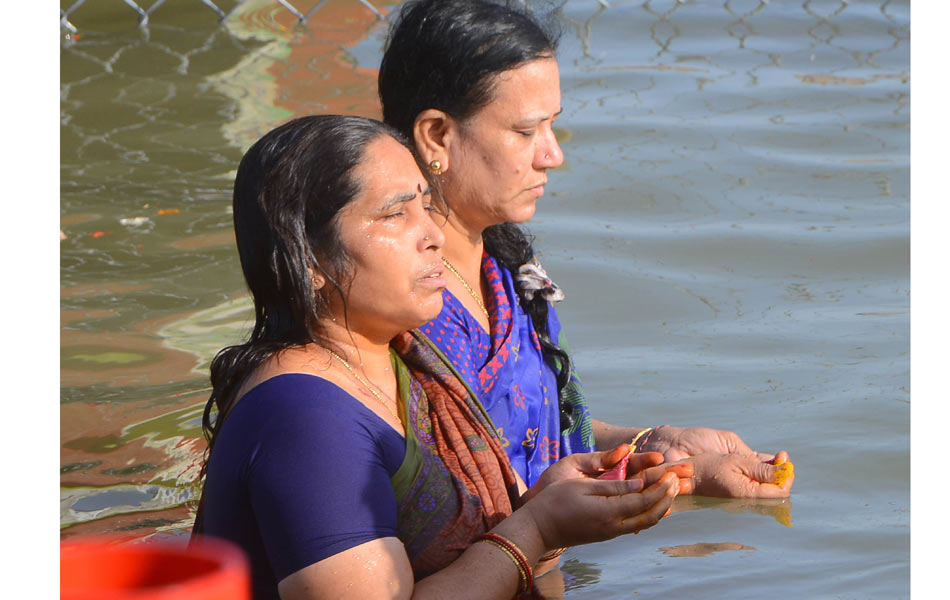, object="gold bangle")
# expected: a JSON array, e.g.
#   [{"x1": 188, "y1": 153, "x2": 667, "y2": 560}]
[
  {"x1": 476, "y1": 533, "x2": 533, "y2": 594},
  {"x1": 477, "y1": 538, "x2": 529, "y2": 593},
  {"x1": 539, "y1": 546, "x2": 567, "y2": 562}
]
